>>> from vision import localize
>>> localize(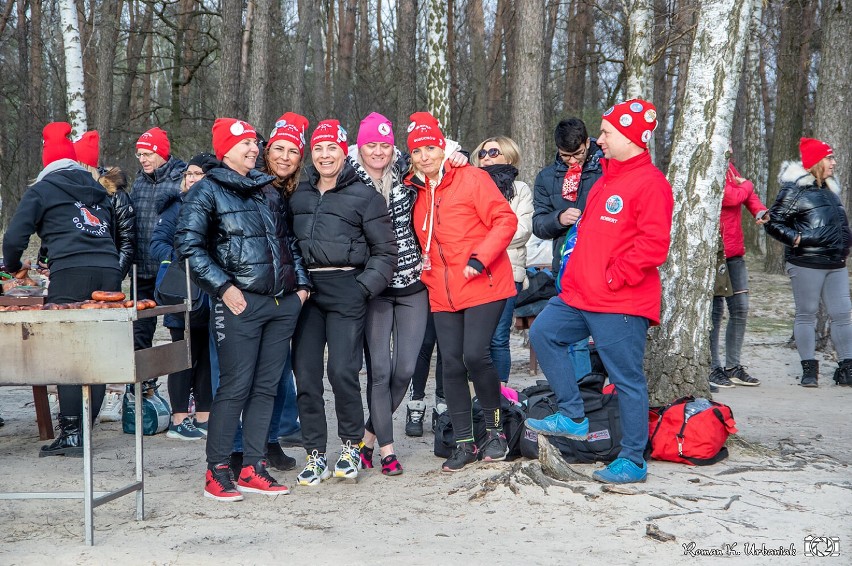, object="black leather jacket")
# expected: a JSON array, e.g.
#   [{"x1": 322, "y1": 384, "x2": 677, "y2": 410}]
[
  {"x1": 174, "y1": 165, "x2": 310, "y2": 298},
  {"x1": 765, "y1": 161, "x2": 851, "y2": 269}
]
